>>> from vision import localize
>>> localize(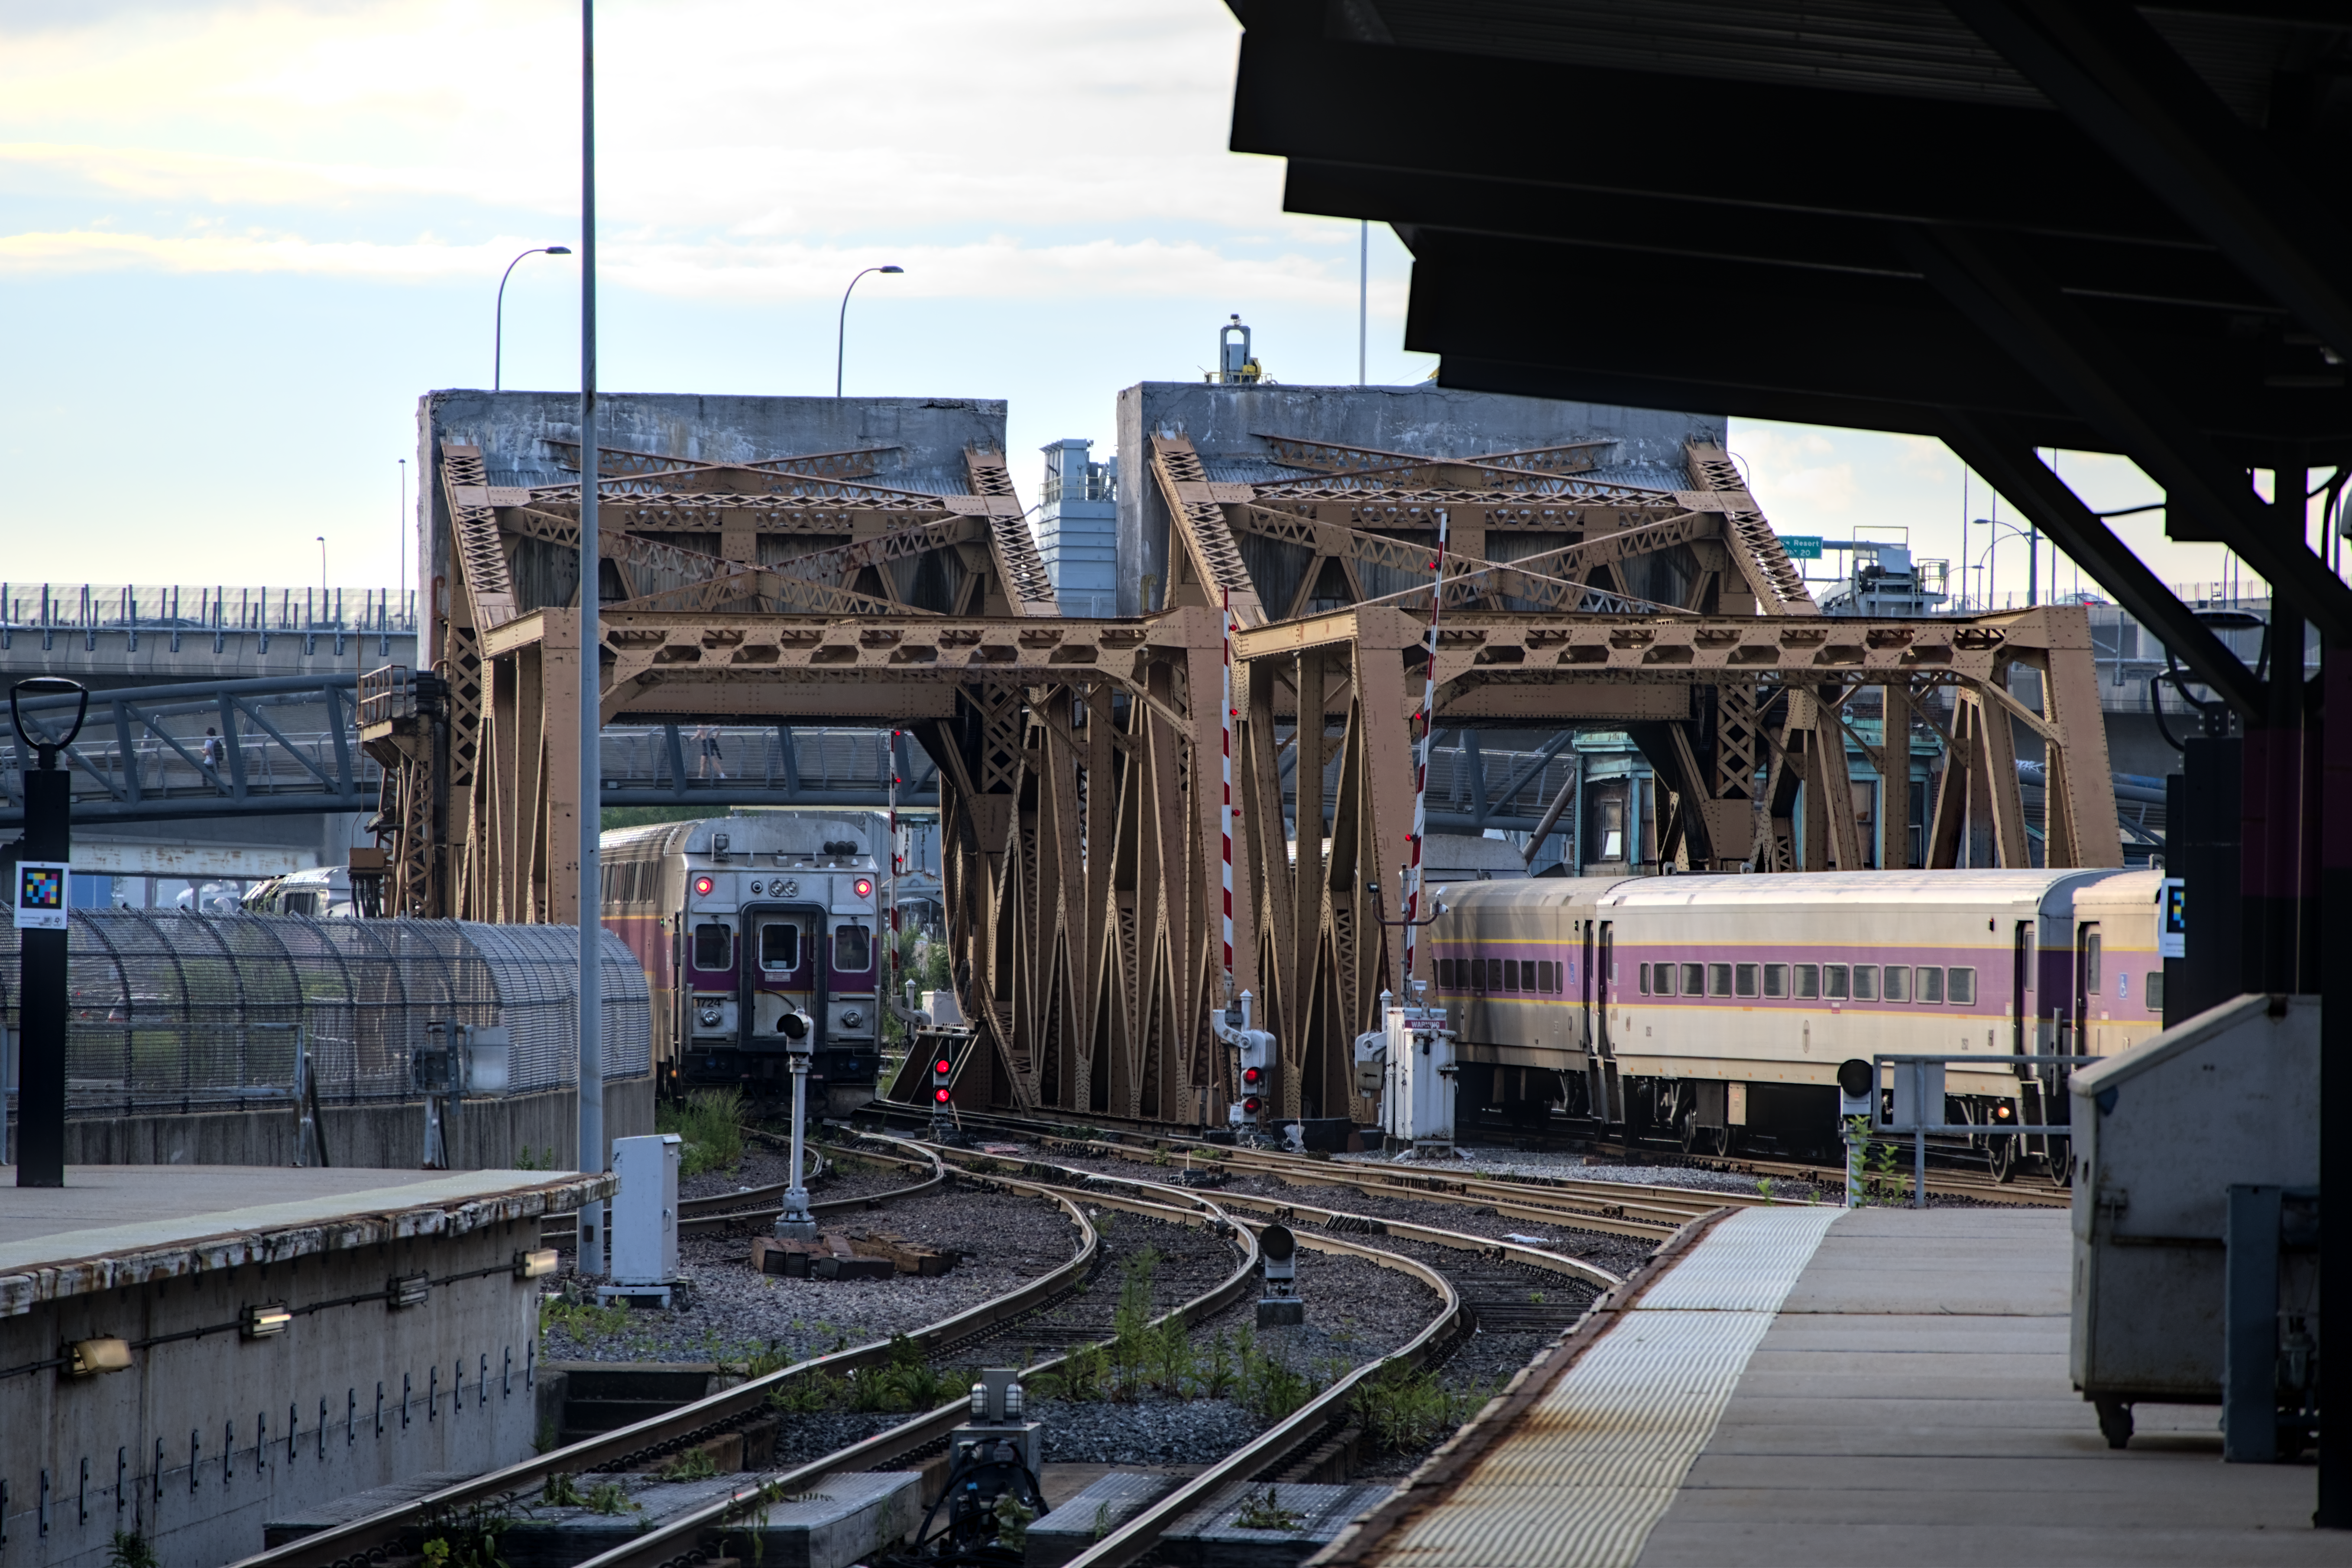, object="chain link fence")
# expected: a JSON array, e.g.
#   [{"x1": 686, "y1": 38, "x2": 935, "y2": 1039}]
[{"x1": 0, "y1": 911, "x2": 648, "y2": 1117}]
